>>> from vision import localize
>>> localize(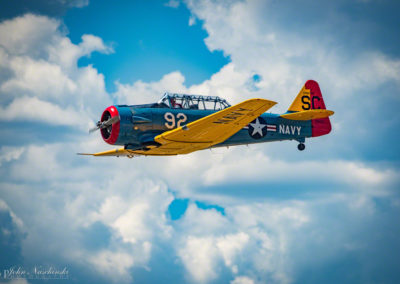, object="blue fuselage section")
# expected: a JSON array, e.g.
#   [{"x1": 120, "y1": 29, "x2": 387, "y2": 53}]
[{"x1": 112, "y1": 104, "x2": 311, "y2": 150}]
